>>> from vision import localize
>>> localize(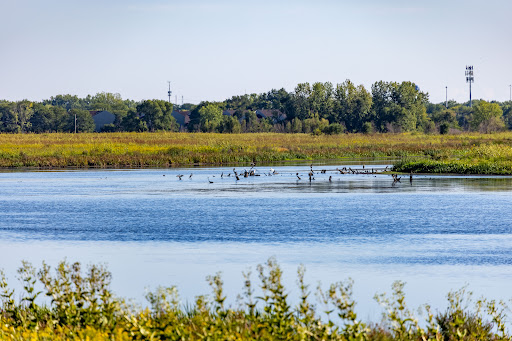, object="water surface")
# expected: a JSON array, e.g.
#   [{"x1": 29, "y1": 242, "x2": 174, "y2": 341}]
[{"x1": 1, "y1": 166, "x2": 511, "y2": 318}]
